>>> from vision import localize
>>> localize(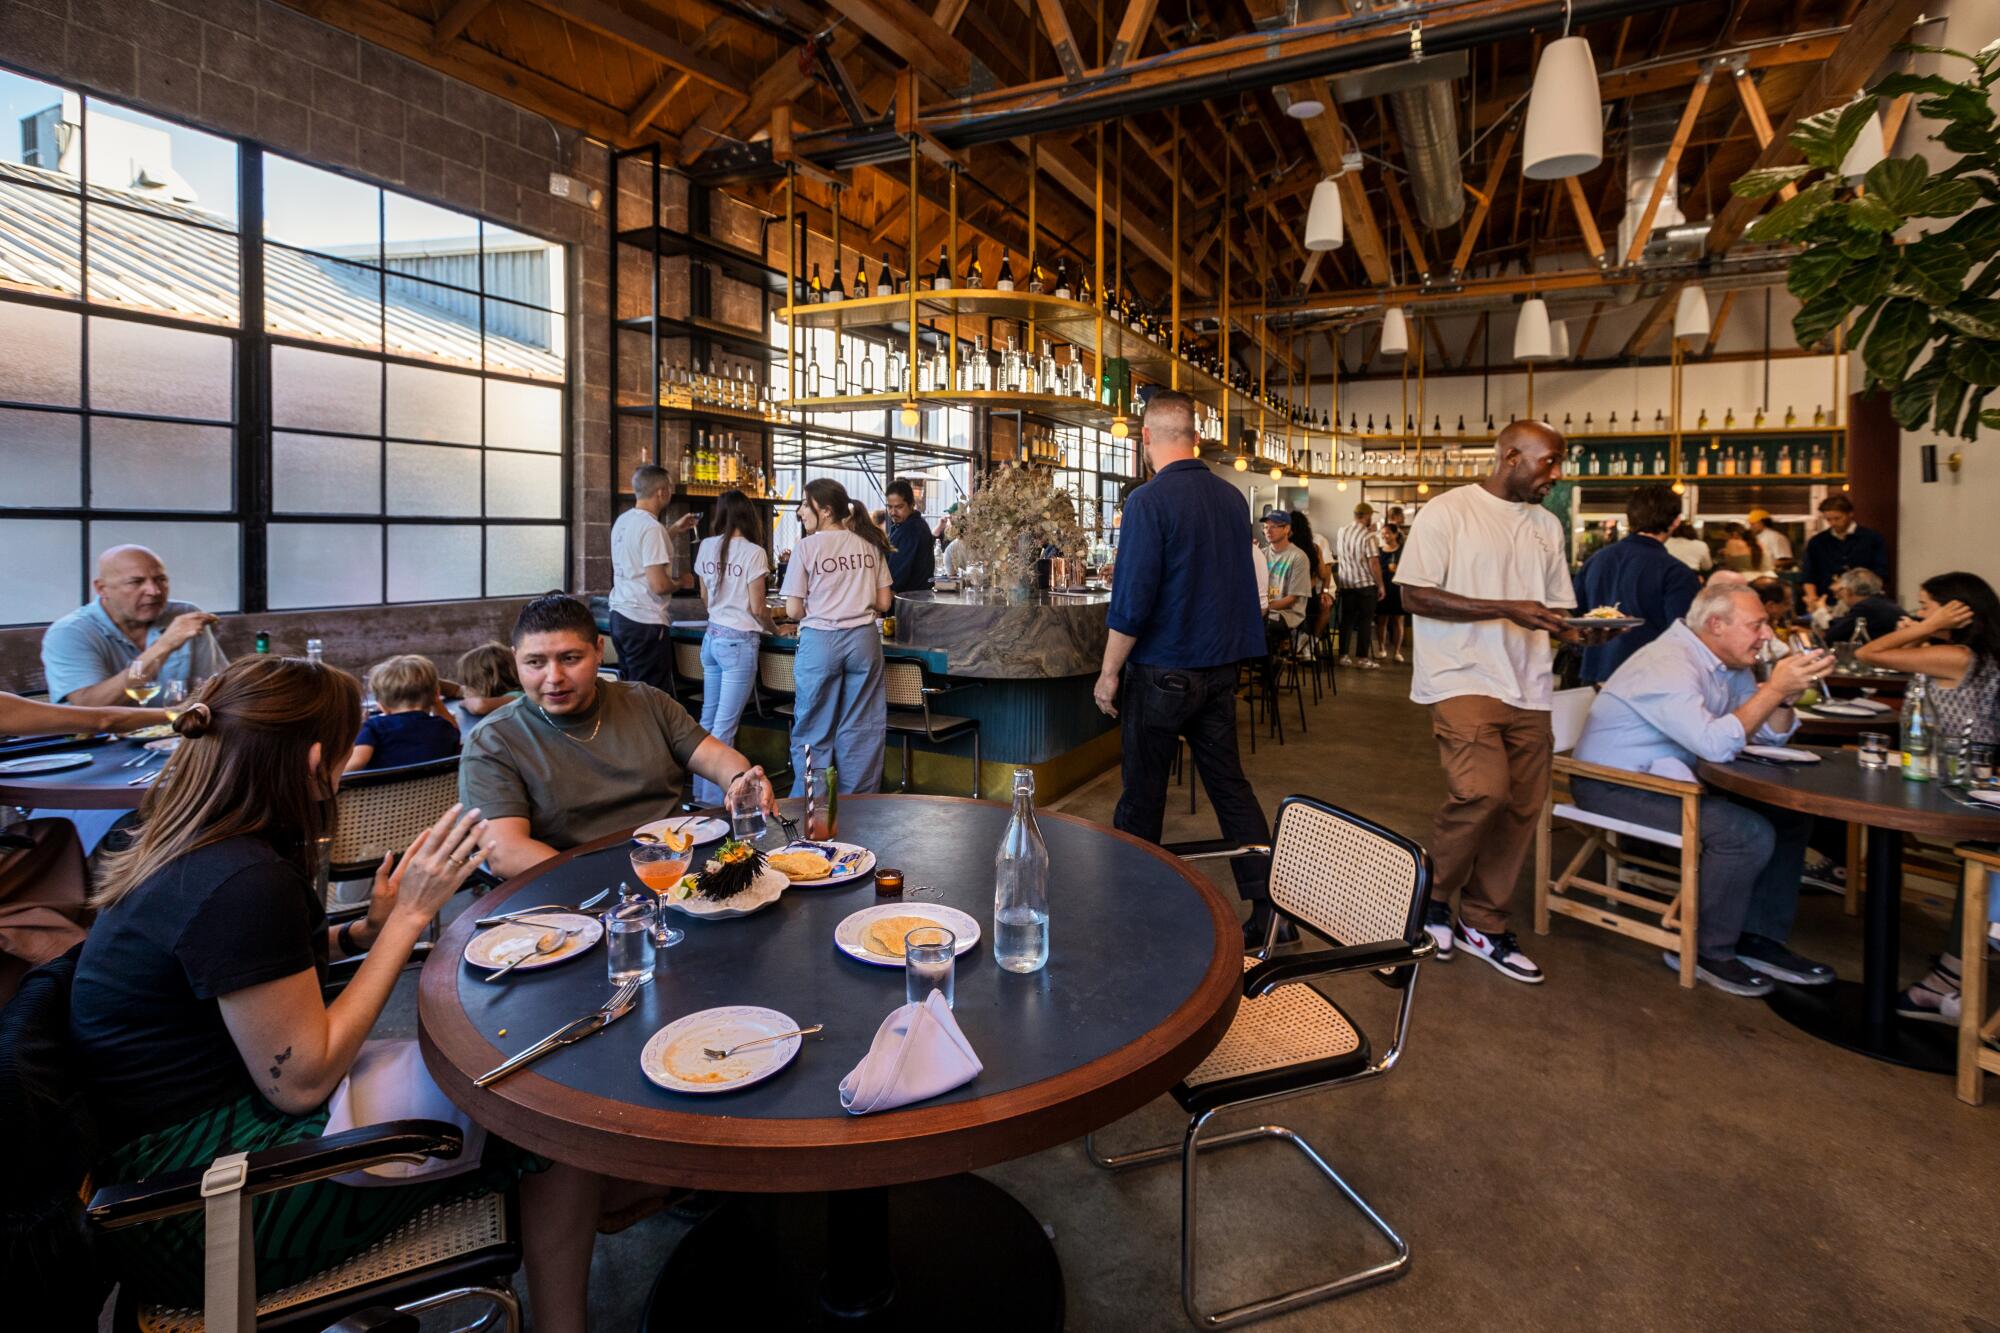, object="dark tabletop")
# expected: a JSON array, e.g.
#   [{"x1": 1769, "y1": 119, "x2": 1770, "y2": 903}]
[
  {"x1": 1698, "y1": 748, "x2": 2000, "y2": 840},
  {"x1": 419, "y1": 794, "x2": 1241, "y2": 1191},
  {"x1": 0, "y1": 734, "x2": 163, "y2": 810}
]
